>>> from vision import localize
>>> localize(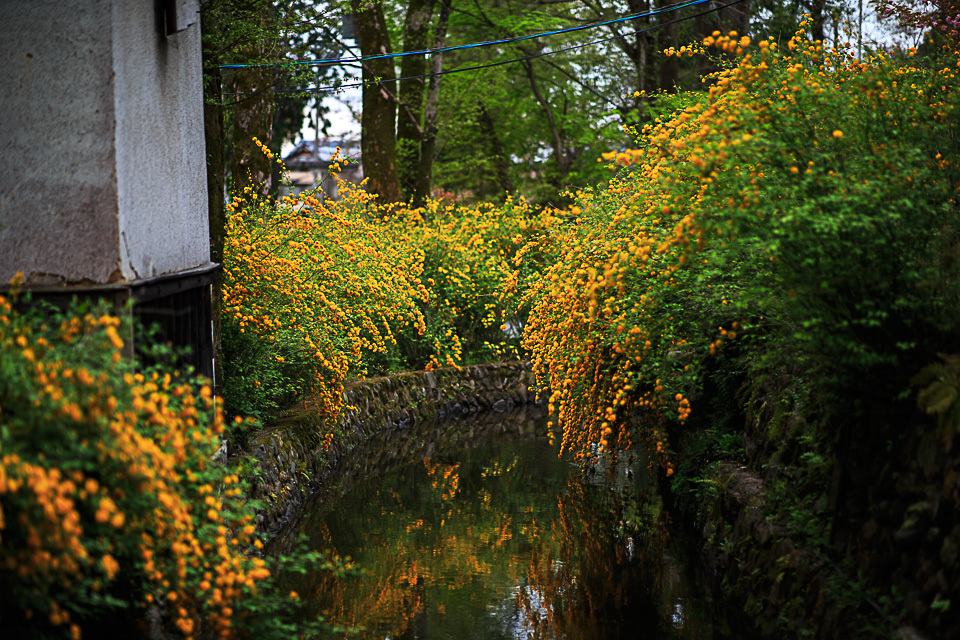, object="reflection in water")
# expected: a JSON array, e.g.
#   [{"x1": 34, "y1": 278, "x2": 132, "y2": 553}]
[{"x1": 276, "y1": 409, "x2": 726, "y2": 640}]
